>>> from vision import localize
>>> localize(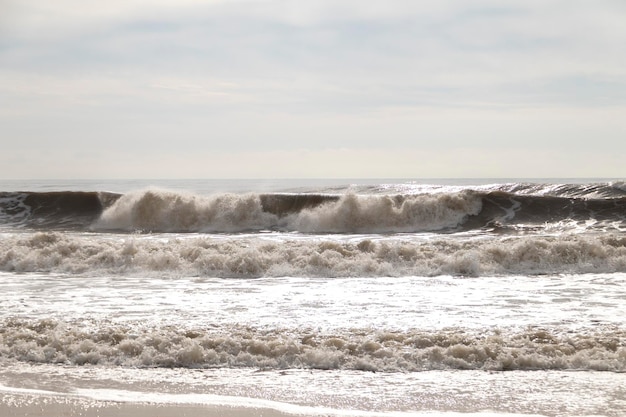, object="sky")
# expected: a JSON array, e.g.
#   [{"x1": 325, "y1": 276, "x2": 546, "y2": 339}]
[{"x1": 1, "y1": 0, "x2": 625, "y2": 179}]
